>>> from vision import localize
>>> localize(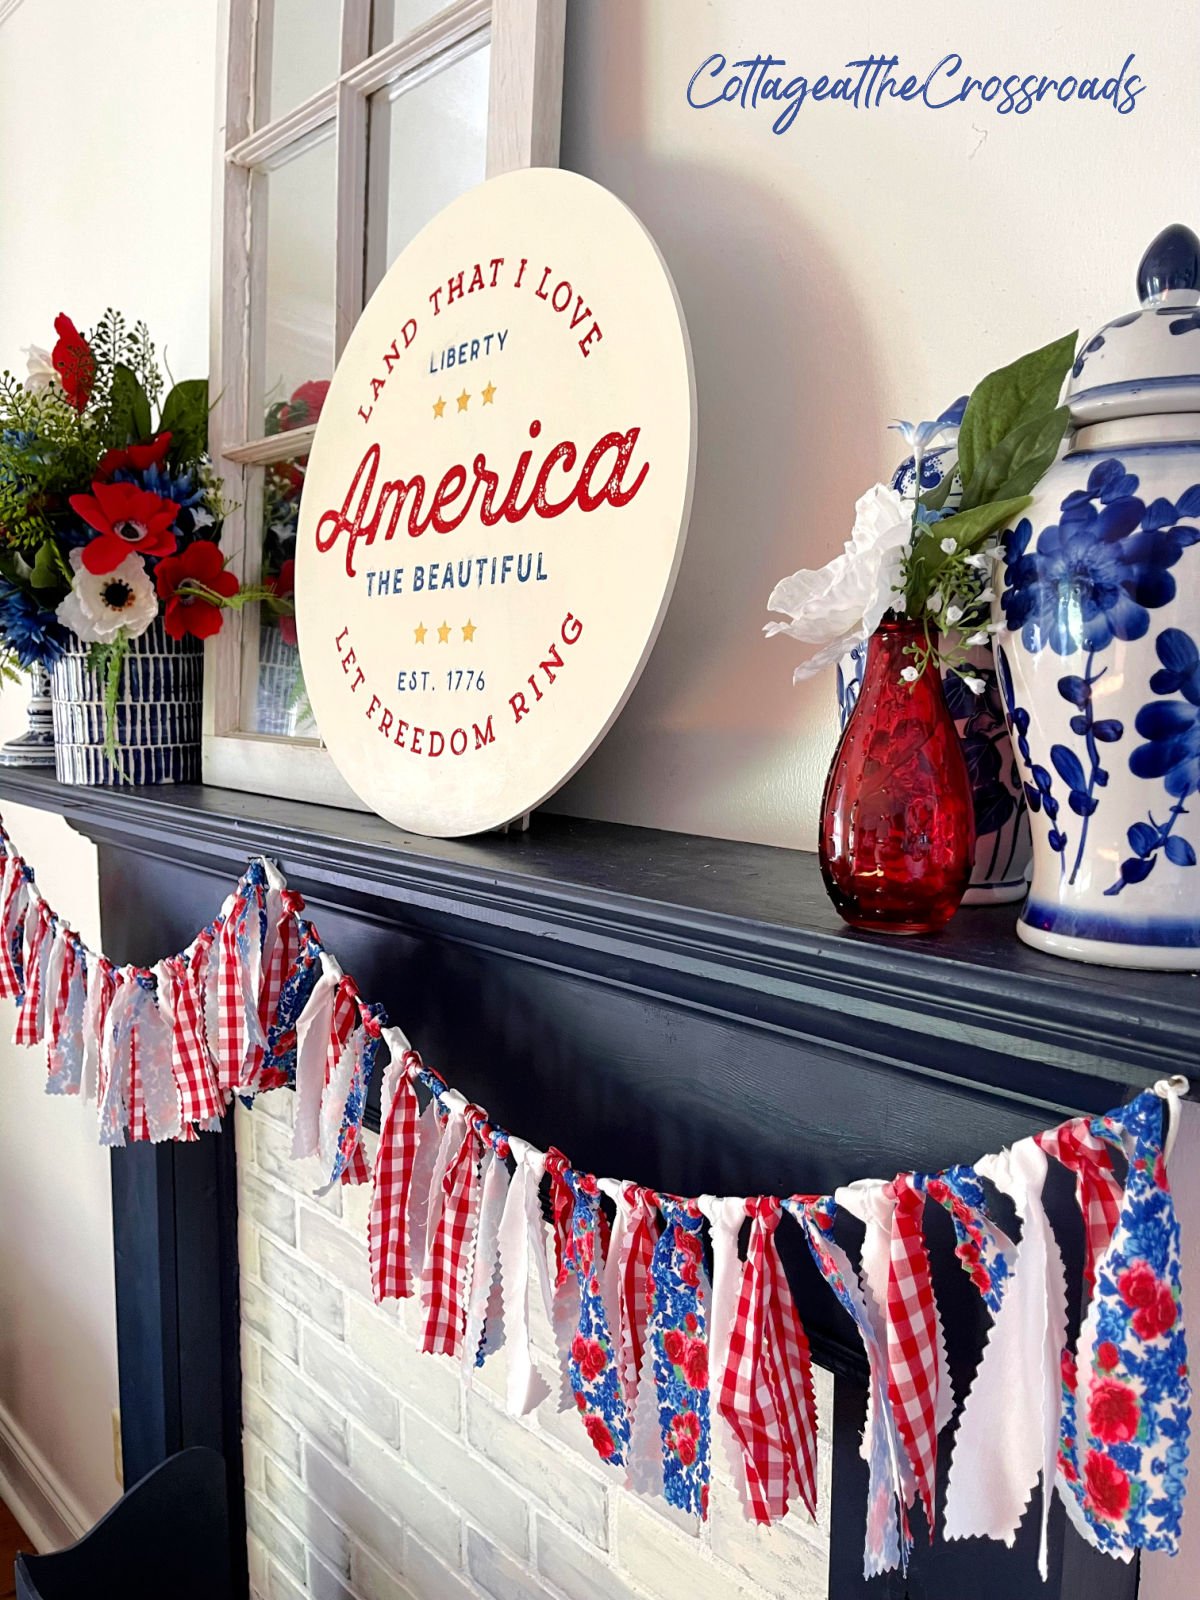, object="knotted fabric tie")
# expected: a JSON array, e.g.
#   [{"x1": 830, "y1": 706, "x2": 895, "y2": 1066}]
[{"x1": 1037, "y1": 1117, "x2": 1123, "y2": 1294}]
